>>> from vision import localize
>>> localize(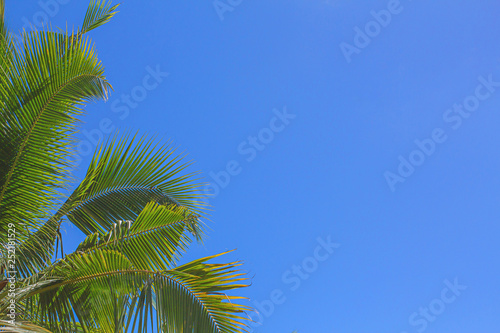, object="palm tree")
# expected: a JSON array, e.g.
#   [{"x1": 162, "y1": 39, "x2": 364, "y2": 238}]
[{"x1": 0, "y1": 1, "x2": 250, "y2": 332}]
